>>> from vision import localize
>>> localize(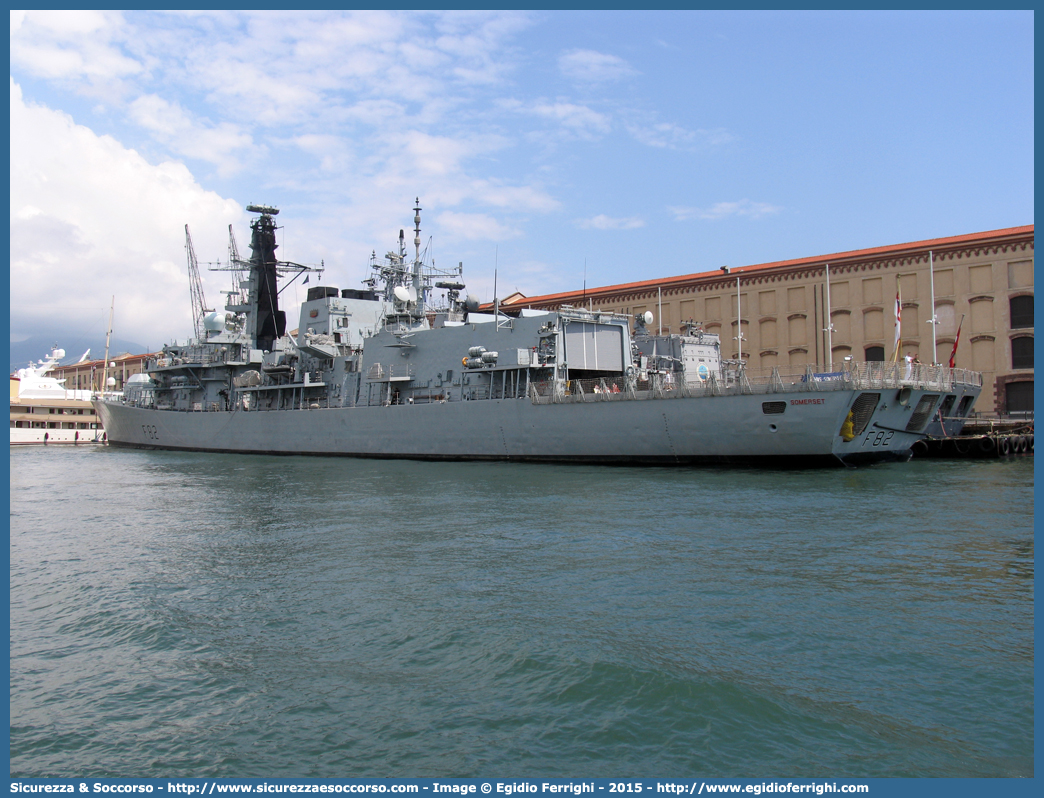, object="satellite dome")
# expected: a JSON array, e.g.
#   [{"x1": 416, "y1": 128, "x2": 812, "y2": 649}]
[{"x1": 203, "y1": 311, "x2": 226, "y2": 332}]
